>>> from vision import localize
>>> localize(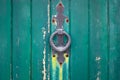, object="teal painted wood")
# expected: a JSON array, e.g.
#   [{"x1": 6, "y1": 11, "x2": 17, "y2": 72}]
[
  {"x1": 70, "y1": 0, "x2": 89, "y2": 80},
  {"x1": 12, "y1": 0, "x2": 31, "y2": 80},
  {"x1": 32, "y1": 0, "x2": 49, "y2": 80},
  {"x1": 50, "y1": 0, "x2": 58, "y2": 80},
  {"x1": 62, "y1": 1, "x2": 70, "y2": 80},
  {"x1": 0, "y1": 0, "x2": 11, "y2": 80},
  {"x1": 89, "y1": 0, "x2": 108, "y2": 80},
  {"x1": 1, "y1": 0, "x2": 120, "y2": 80},
  {"x1": 109, "y1": 0, "x2": 120, "y2": 80}
]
